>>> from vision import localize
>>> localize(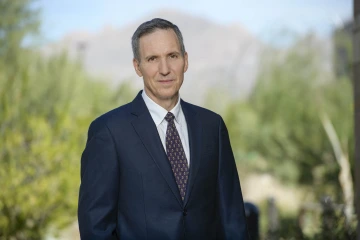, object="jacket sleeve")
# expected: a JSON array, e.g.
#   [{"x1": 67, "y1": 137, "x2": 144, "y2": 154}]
[
  {"x1": 78, "y1": 120, "x2": 119, "y2": 240},
  {"x1": 216, "y1": 117, "x2": 249, "y2": 240}
]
